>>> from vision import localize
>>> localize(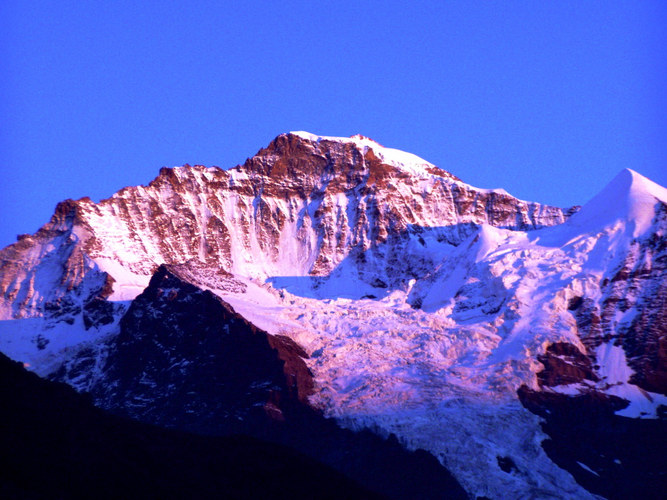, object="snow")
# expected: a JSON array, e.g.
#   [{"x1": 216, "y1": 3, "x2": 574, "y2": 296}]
[
  {"x1": 596, "y1": 343, "x2": 633, "y2": 385},
  {"x1": 204, "y1": 166, "x2": 667, "y2": 493},
  {"x1": 205, "y1": 276, "x2": 595, "y2": 498},
  {"x1": 576, "y1": 462, "x2": 600, "y2": 476},
  {"x1": 595, "y1": 342, "x2": 667, "y2": 418},
  {"x1": 562, "y1": 168, "x2": 667, "y2": 239},
  {"x1": 0, "y1": 315, "x2": 120, "y2": 379},
  {"x1": 550, "y1": 383, "x2": 589, "y2": 396},
  {"x1": 545, "y1": 343, "x2": 667, "y2": 418},
  {"x1": 474, "y1": 224, "x2": 510, "y2": 262},
  {"x1": 289, "y1": 131, "x2": 514, "y2": 196},
  {"x1": 1, "y1": 152, "x2": 666, "y2": 499},
  {"x1": 94, "y1": 257, "x2": 151, "y2": 301}
]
